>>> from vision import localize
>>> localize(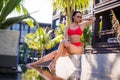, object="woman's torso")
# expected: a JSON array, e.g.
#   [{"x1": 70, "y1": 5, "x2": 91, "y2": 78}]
[{"x1": 67, "y1": 26, "x2": 83, "y2": 43}]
